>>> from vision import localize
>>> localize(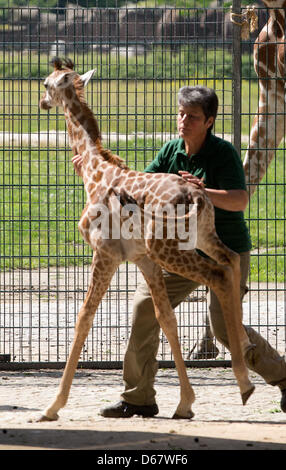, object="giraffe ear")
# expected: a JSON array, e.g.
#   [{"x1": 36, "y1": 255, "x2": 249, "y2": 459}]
[
  {"x1": 79, "y1": 69, "x2": 96, "y2": 87},
  {"x1": 55, "y1": 71, "x2": 76, "y2": 88}
]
